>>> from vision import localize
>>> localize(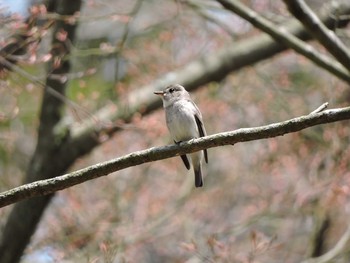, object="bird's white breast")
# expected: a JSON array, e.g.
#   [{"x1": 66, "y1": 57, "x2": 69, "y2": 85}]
[{"x1": 165, "y1": 100, "x2": 198, "y2": 142}]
